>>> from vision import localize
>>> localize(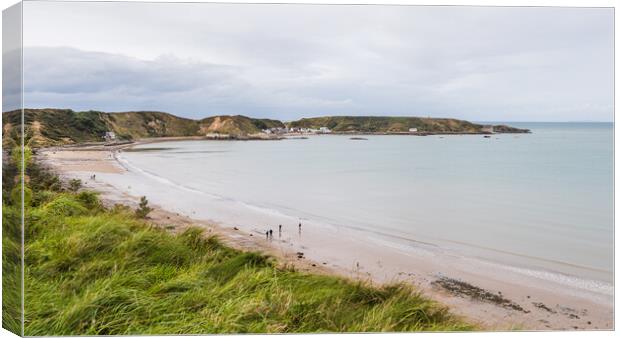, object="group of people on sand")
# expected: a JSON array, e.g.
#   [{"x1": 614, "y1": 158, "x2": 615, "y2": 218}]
[
  {"x1": 89, "y1": 174, "x2": 96, "y2": 180},
  {"x1": 265, "y1": 222, "x2": 302, "y2": 240}
]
